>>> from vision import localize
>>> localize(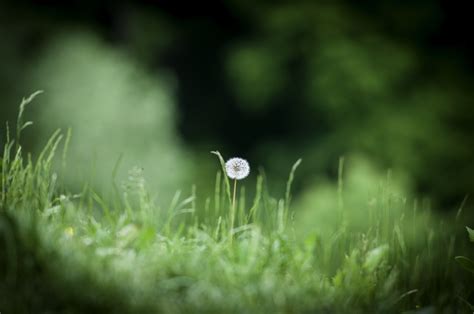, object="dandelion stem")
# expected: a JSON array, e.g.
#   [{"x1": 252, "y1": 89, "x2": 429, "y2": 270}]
[
  {"x1": 230, "y1": 178, "x2": 237, "y2": 243},
  {"x1": 232, "y1": 178, "x2": 237, "y2": 210}
]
